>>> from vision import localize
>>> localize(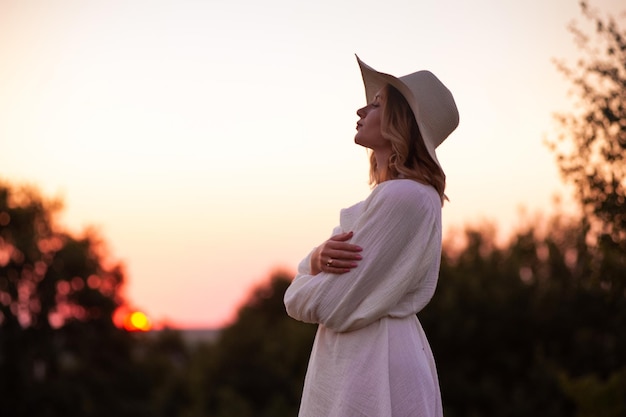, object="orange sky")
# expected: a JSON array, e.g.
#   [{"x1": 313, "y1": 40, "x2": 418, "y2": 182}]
[{"x1": 1, "y1": 0, "x2": 624, "y2": 329}]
